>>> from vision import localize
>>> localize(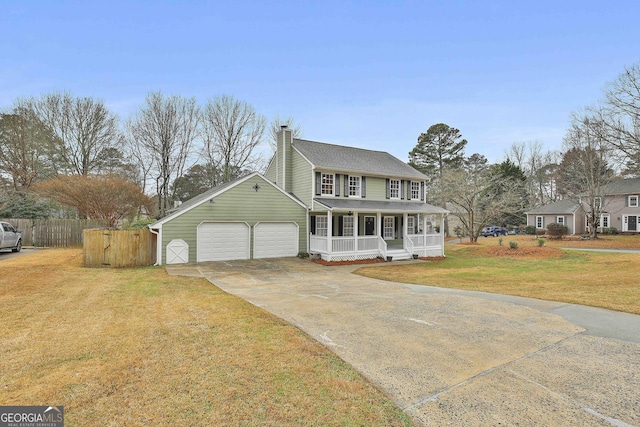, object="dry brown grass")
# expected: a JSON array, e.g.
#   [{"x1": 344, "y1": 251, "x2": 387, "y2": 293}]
[
  {"x1": 0, "y1": 249, "x2": 412, "y2": 427},
  {"x1": 473, "y1": 233, "x2": 640, "y2": 249},
  {"x1": 358, "y1": 238, "x2": 640, "y2": 315}
]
